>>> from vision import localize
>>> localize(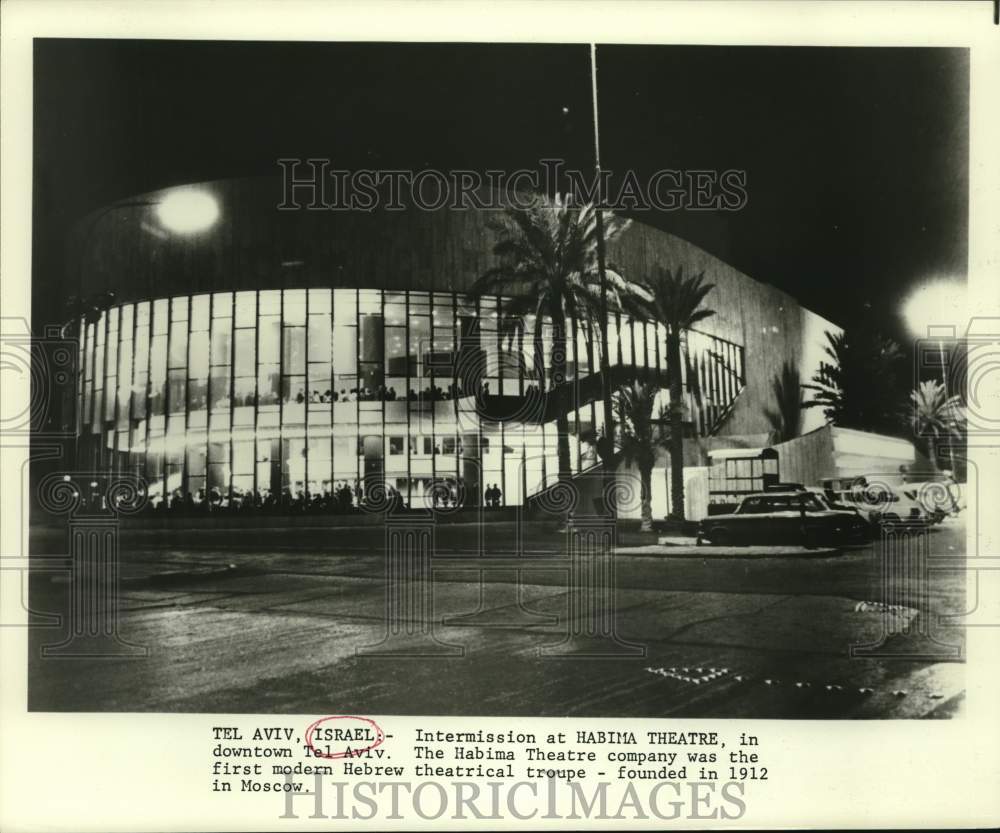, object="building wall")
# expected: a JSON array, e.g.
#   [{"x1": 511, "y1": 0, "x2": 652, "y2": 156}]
[
  {"x1": 67, "y1": 177, "x2": 842, "y2": 506},
  {"x1": 607, "y1": 222, "x2": 841, "y2": 438},
  {"x1": 769, "y1": 425, "x2": 916, "y2": 488}
]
